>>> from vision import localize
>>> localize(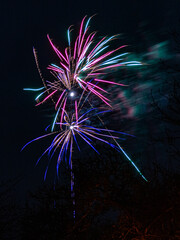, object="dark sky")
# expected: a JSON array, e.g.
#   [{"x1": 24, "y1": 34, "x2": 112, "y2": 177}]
[{"x1": 1, "y1": 0, "x2": 180, "y2": 201}]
